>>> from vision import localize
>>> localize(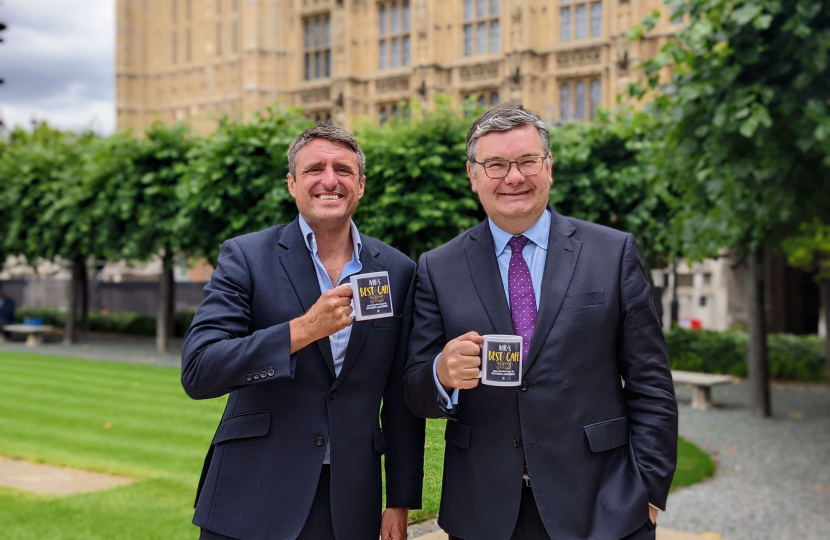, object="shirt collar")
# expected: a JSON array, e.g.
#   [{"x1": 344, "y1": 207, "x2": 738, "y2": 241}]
[
  {"x1": 488, "y1": 209, "x2": 551, "y2": 257},
  {"x1": 298, "y1": 214, "x2": 363, "y2": 258}
]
